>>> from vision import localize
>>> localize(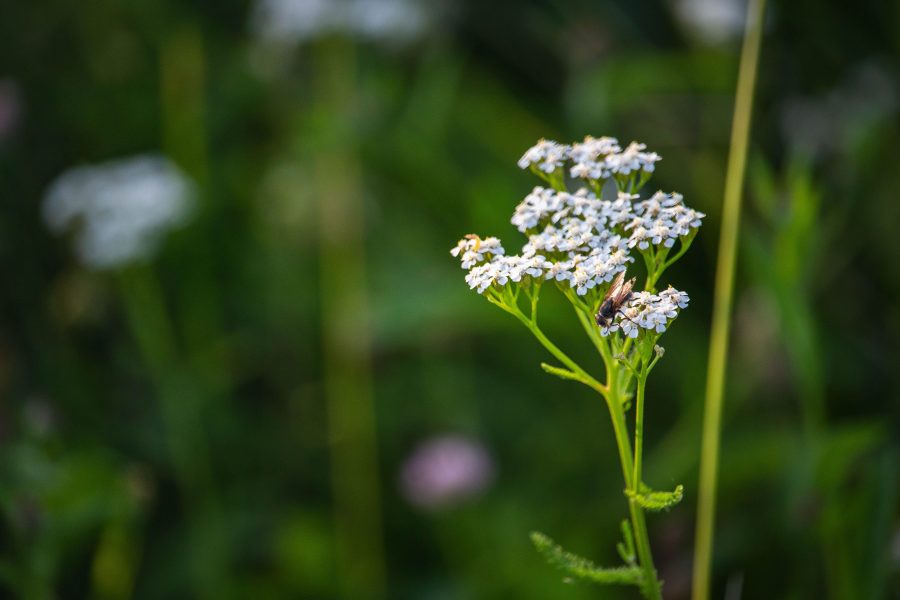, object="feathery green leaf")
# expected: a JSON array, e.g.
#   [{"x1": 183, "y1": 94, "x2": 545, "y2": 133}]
[
  {"x1": 540, "y1": 362, "x2": 582, "y2": 383},
  {"x1": 617, "y1": 519, "x2": 637, "y2": 565},
  {"x1": 530, "y1": 532, "x2": 643, "y2": 586},
  {"x1": 627, "y1": 484, "x2": 684, "y2": 511}
]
